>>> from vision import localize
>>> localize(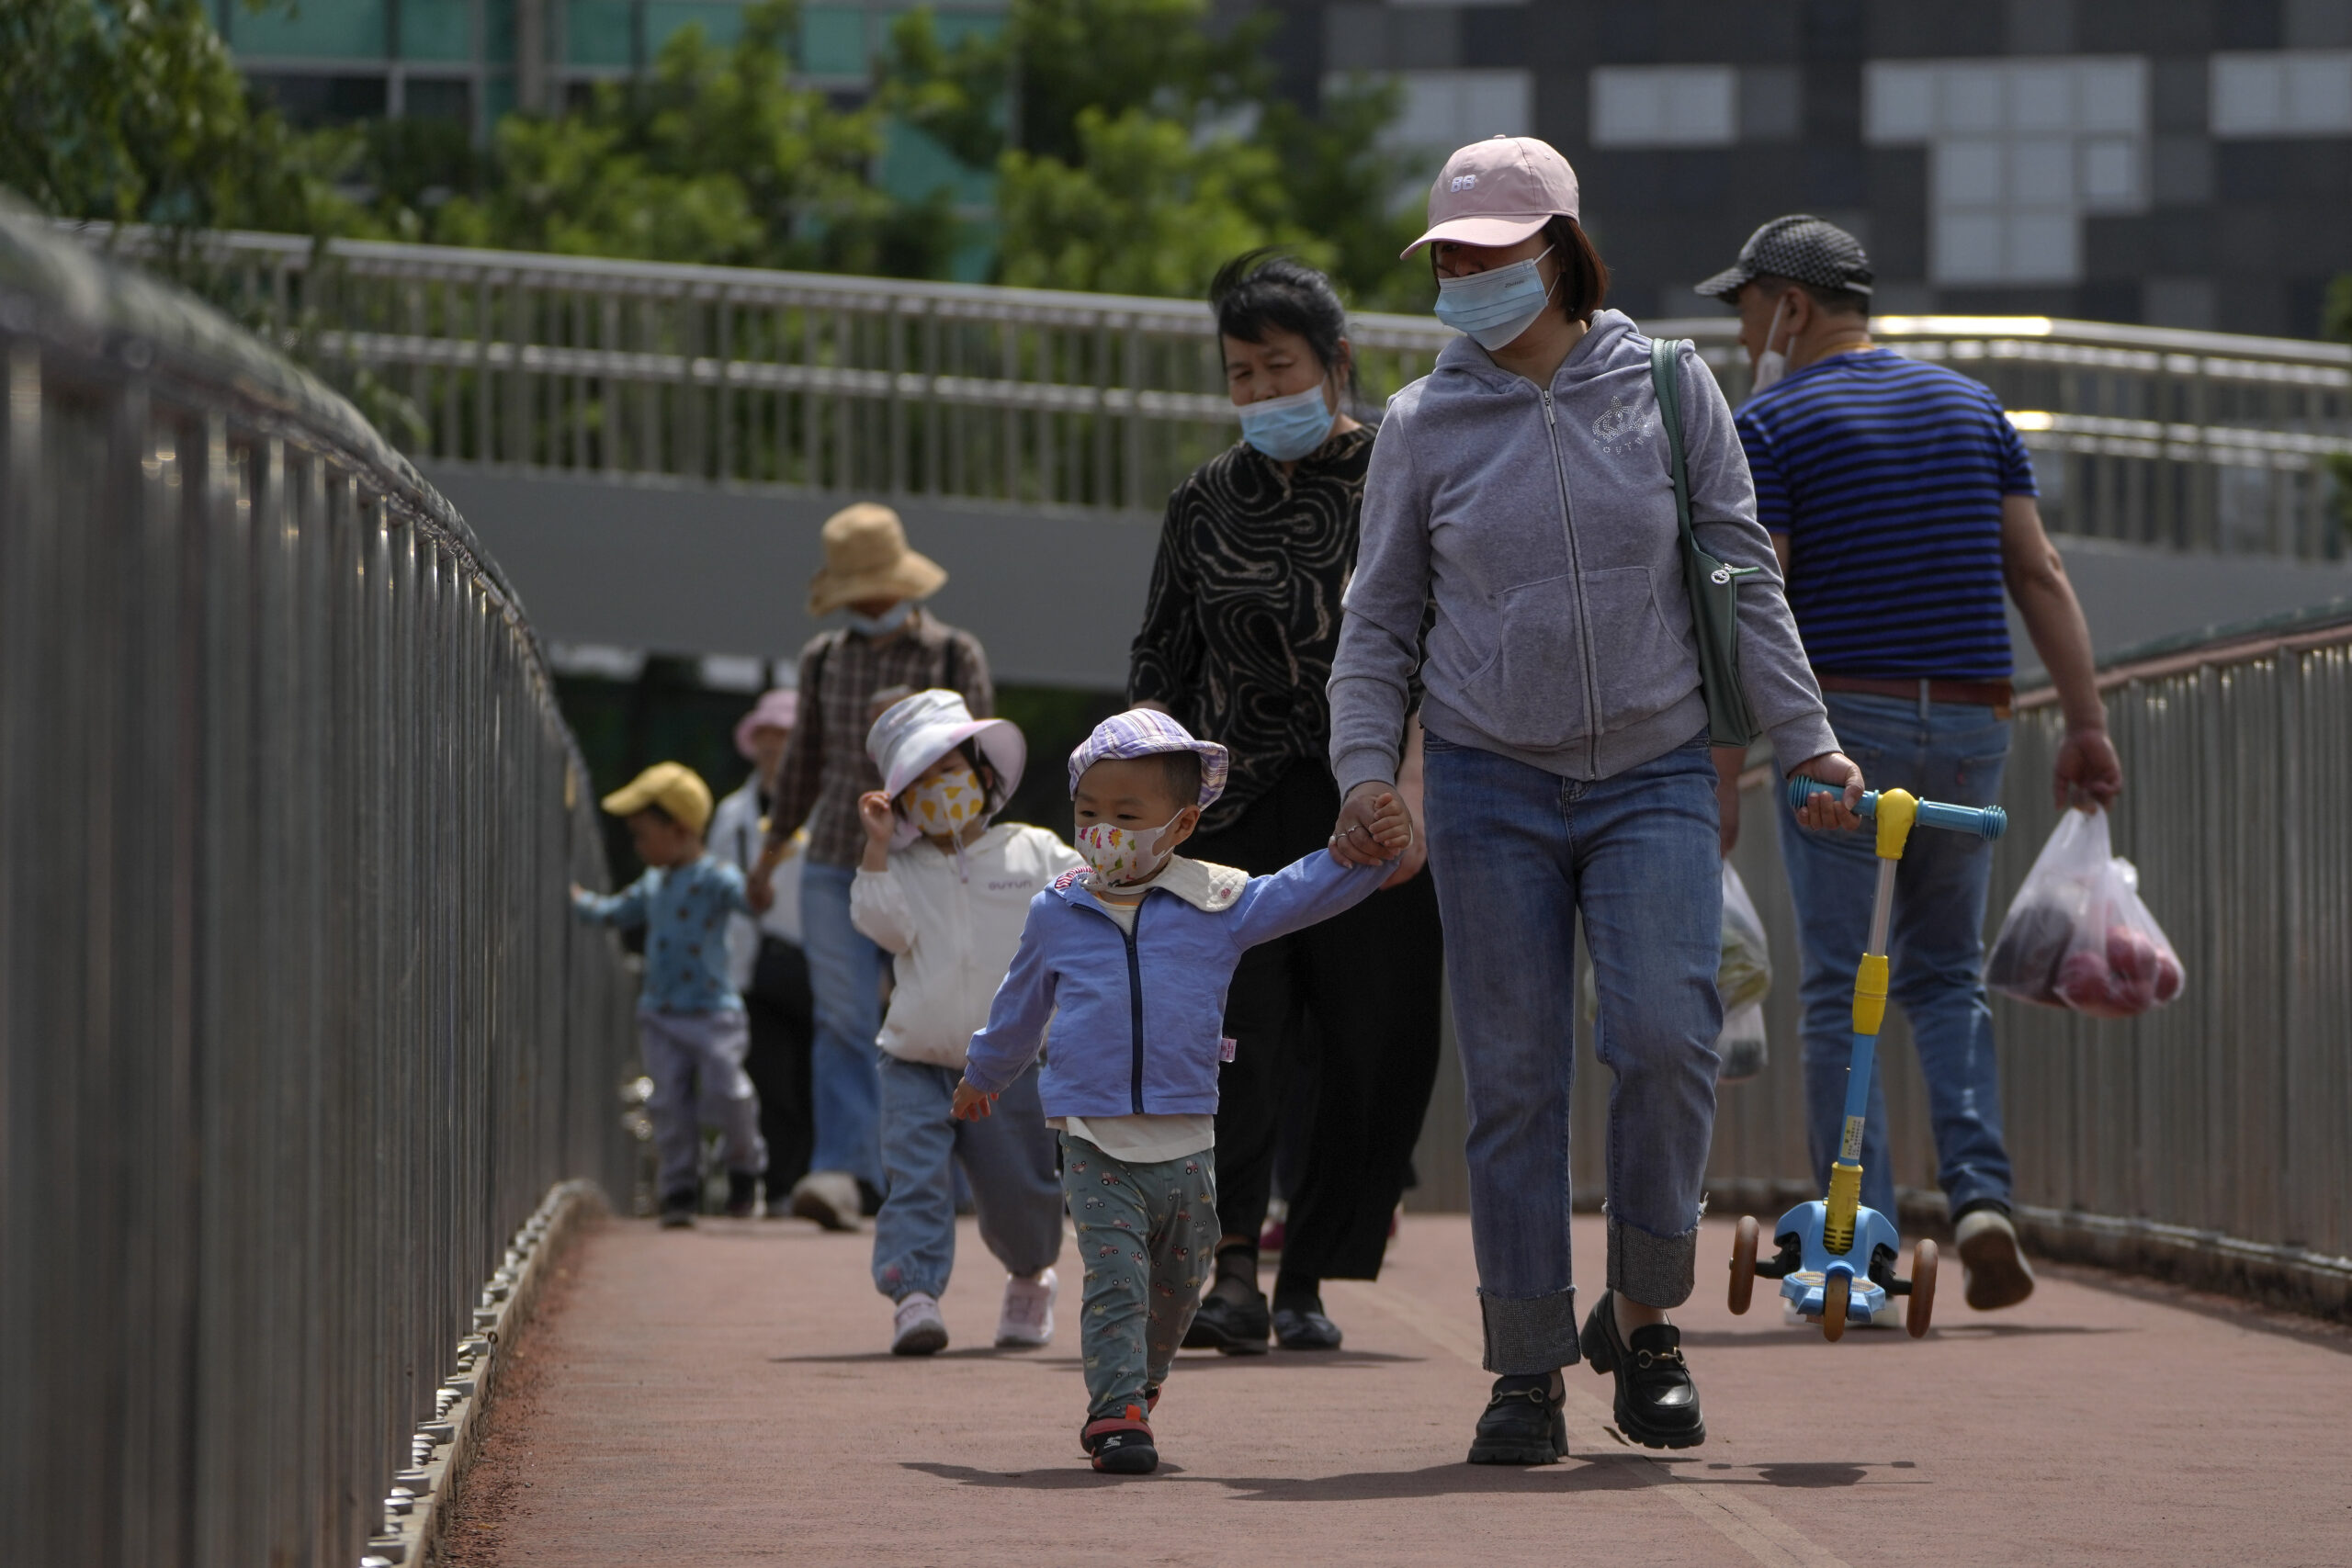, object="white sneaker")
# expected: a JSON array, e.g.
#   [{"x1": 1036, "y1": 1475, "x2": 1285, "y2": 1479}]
[
  {"x1": 789, "y1": 1169, "x2": 862, "y2": 1232},
  {"x1": 996, "y1": 1269, "x2": 1057, "y2": 1348},
  {"x1": 892, "y1": 1292, "x2": 949, "y2": 1356}
]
